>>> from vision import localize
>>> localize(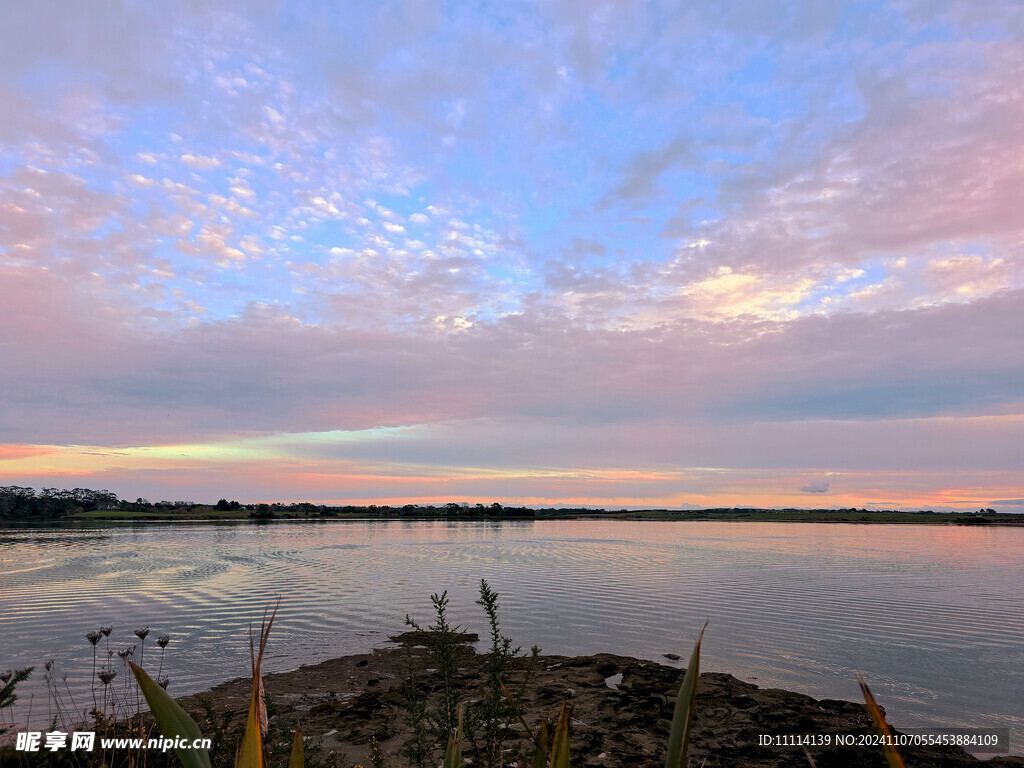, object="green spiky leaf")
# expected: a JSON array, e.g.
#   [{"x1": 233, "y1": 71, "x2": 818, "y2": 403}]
[
  {"x1": 531, "y1": 721, "x2": 549, "y2": 768},
  {"x1": 130, "y1": 662, "x2": 211, "y2": 768},
  {"x1": 549, "y1": 702, "x2": 572, "y2": 768},
  {"x1": 664, "y1": 622, "x2": 707, "y2": 768},
  {"x1": 443, "y1": 703, "x2": 464, "y2": 768}
]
